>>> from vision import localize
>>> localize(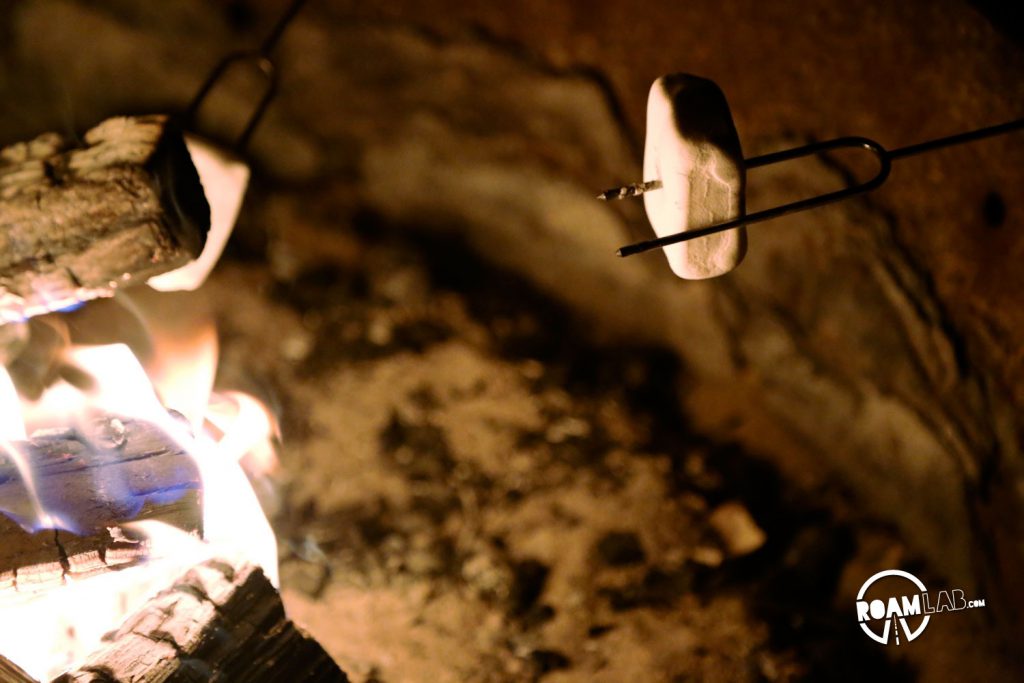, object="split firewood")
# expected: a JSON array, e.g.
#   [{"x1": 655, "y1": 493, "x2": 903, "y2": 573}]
[
  {"x1": 0, "y1": 418, "x2": 201, "y2": 595},
  {"x1": 642, "y1": 74, "x2": 746, "y2": 279},
  {"x1": 55, "y1": 557, "x2": 348, "y2": 683},
  {"x1": 708, "y1": 501, "x2": 766, "y2": 558},
  {"x1": 0, "y1": 653, "x2": 37, "y2": 683},
  {"x1": 0, "y1": 115, "x2": 210, "y2": 324}
]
